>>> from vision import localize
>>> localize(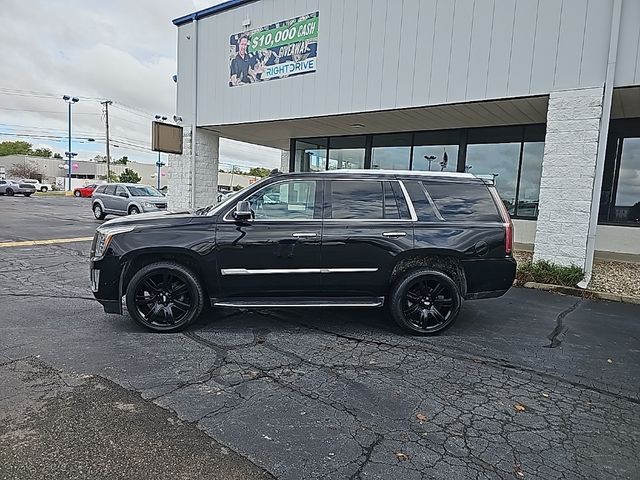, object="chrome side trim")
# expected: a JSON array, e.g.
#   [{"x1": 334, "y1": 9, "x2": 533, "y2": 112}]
[
  {"x1": 213, "y1": 299, "x2": 385, "y2": 308},
  {"x1": 220, "y1": 267, "x2": 379, "y2": 276},
  {"x1": 382, "y1": 231, "x2": 407, "y2": 237},
  {"x1": 398, "y1": 180, "x2": 418, "y2": 221}
]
